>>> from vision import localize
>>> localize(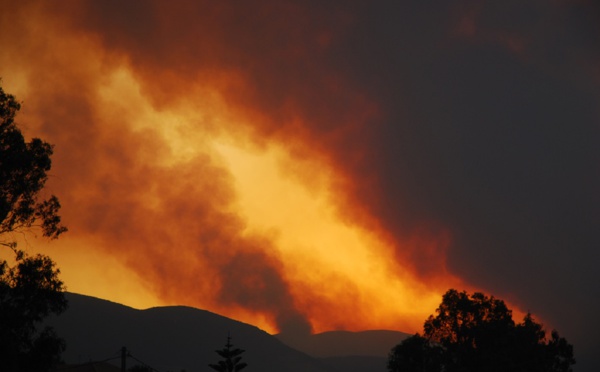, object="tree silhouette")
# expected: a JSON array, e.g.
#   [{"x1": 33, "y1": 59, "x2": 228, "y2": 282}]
[
  {"x1": 388, "y1": 289, "x2": 575, "y2": 372},
  {"x1": 0, "y1": 82, "x2": 68, "y2": 372},
  {"x1": 0, "y1": 250, "x2": 67, "y2": 372},
  {"x1": 0, "y1": 86, "x2": 66, "y2": 244},
  {"x1": 208, "y1": 335, "x2": 248, "y2": 372}
]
